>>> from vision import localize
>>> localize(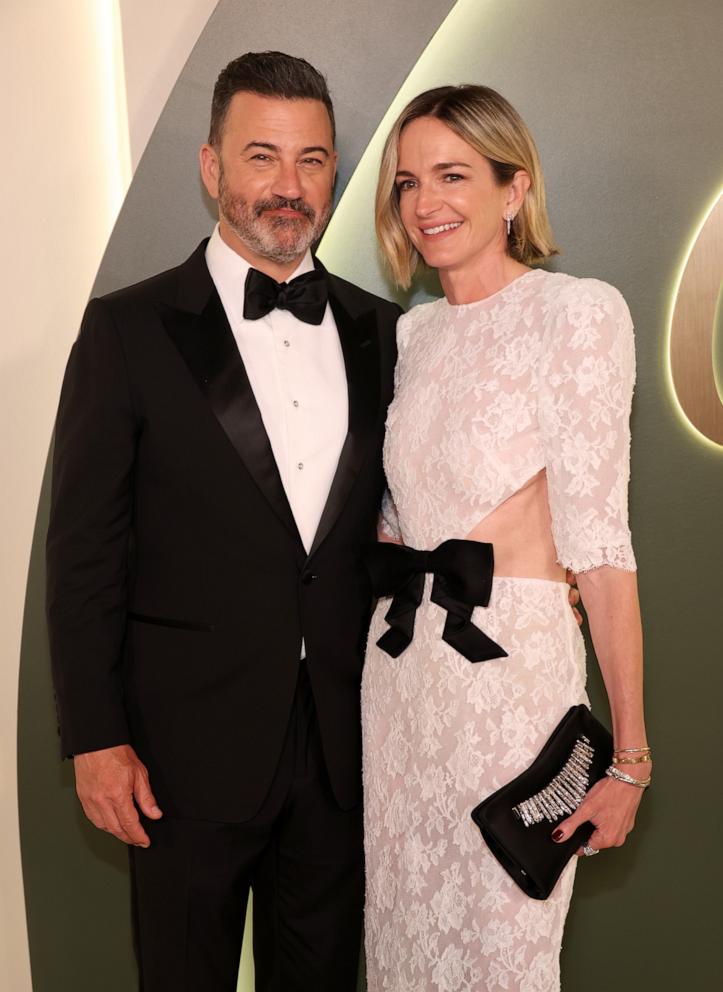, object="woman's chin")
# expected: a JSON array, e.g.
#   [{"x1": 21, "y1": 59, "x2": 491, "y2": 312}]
[{"x1": 417, "y1": 245, "x2": 461, "y2": 273}]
